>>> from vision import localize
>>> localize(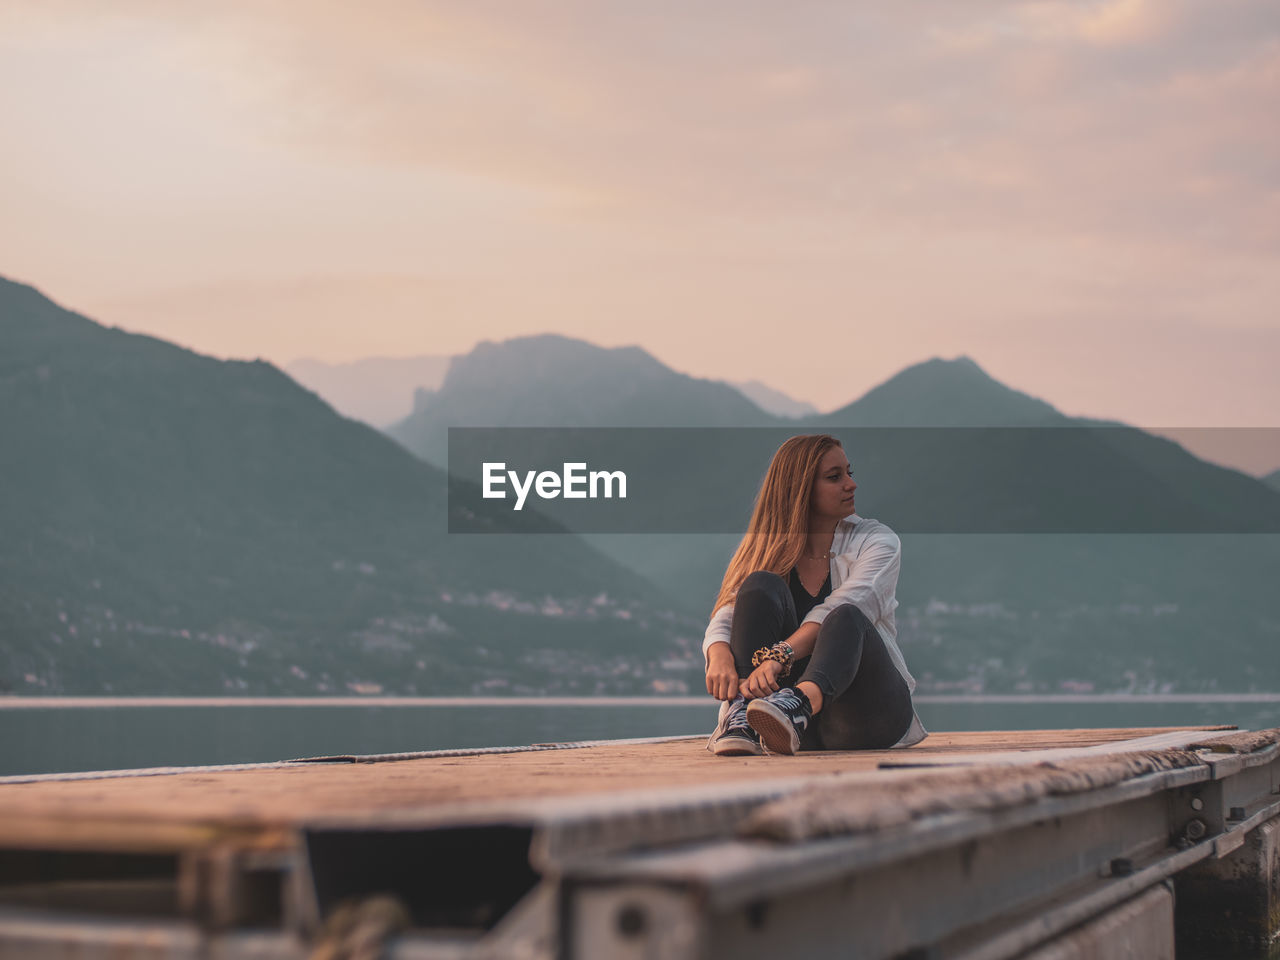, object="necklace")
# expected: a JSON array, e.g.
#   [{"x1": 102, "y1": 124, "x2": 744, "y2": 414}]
[
  {"x1": 796, "y1": 564, "x2": 828, "y2": 595},
  {"x1": 803, "y1": 550, "x2": 834, "y2": 561}
]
